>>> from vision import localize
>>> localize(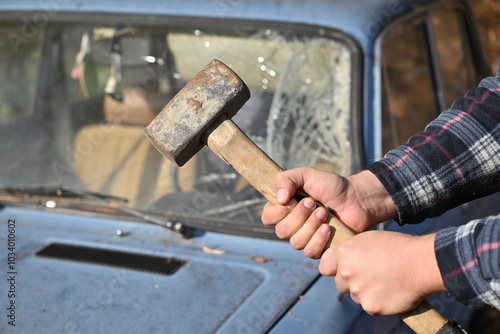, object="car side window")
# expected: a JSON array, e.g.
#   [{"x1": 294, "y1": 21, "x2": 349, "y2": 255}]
[
  {"x1": 381, "y1": 4, "x2": 479, "y2": 154},
  {"x1": 381, "y1": 20, "x2": 437, "y2": 153},
  {"x1": 432, "y1": 8, "x2": 477, "y2": 108}
]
